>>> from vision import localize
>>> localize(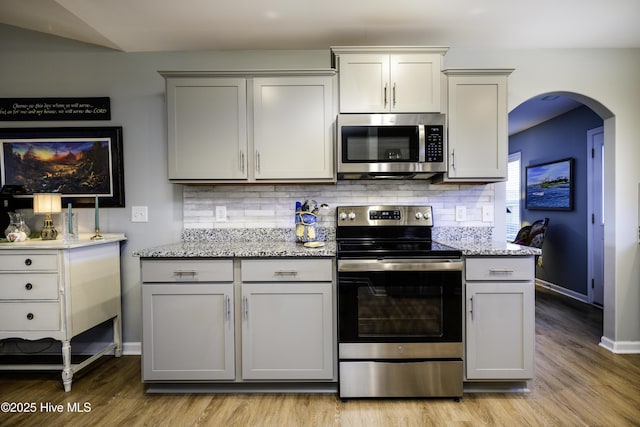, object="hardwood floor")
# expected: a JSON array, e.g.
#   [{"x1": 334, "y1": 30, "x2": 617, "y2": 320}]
[{"x1": 2, "y1": 286, "x2": 640, "y2": 427}]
